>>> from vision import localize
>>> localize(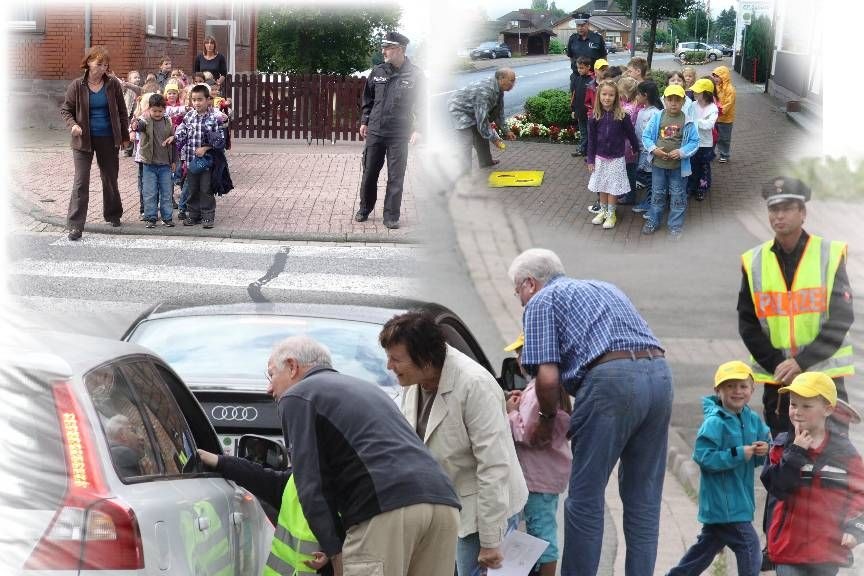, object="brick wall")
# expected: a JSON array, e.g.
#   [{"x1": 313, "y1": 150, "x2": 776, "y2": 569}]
[{"x1": 9, "y1": 4, "x2": 257, "y2": 82}]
